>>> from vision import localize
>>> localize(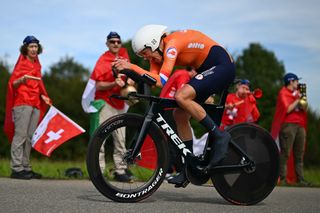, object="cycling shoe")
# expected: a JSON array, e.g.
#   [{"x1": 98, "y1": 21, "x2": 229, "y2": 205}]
[
  {"x1": 168, "y1": 170, "x2": 190, "y2": 188},
  {"x1": 205, "y1": 131, "x2": 231, "y2": 171}
]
